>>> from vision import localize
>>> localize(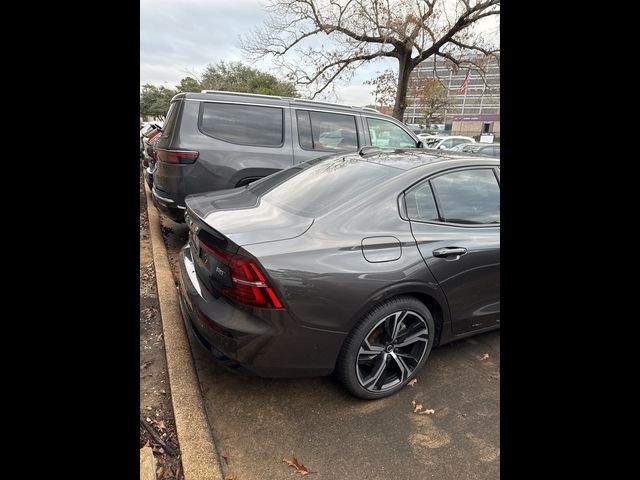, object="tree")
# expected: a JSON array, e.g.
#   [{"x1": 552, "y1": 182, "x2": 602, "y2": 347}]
[
  {"x1": 242, "y1": 0, "x2": 499, "y2": 120},
  {"x1": 140, "y1": 84, "x2": 177, "y2": 118},
  {"x1": 409, "y1": 76, "x2": 449, "y2": 125},
  {"x1": 199, "y1": 61, "x2": 298, "y2": 97},
  {"x1": 177, "y1": 76, "x2": 202, "y2": 93},
  {"x1": 364, "y1": 69, "x2": 397, "y2": 109}
]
